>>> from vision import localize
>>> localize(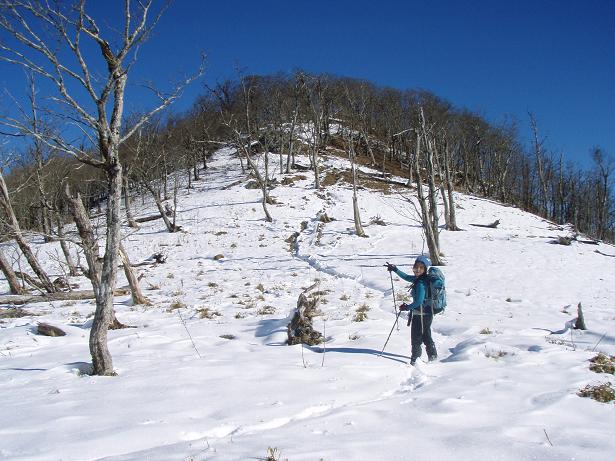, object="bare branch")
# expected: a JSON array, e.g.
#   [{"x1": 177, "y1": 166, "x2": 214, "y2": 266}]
[{"x1": 120, "y1": 54, "x2": 206, "y2": 143}]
